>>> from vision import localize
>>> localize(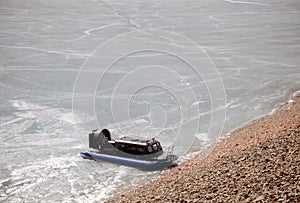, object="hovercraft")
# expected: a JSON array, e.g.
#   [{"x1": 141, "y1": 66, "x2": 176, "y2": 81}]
[{"x1": 80, "y1": 129, "x2": 177, "y2": 171}]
